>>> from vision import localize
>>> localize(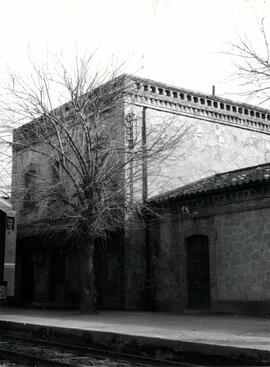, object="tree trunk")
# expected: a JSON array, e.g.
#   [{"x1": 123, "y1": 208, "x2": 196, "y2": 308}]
[{"x1": 79, "y1": 236, "x2": 97, "y2": 313}]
